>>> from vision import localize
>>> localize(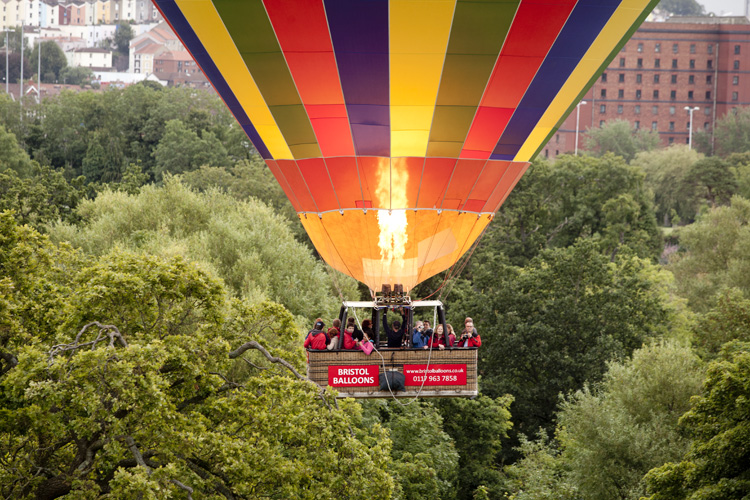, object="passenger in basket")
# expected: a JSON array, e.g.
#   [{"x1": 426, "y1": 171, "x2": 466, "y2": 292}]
[
  {"x1": 458, "y1": 317, "x2": 481, "y2": 347},
  {"x1": 423, "y1": 320, "x2": 434, "y2": 339},
  {"x1": 346, "y1": 317, "x2": 364, "y2": 341},
  {"x1": 382, "y1": 307, "x2": 407, "y2": 348},
  {"x1": 361, "y1": 319, "x2": 374, "y2": 340},
  {"x1": 446, "y1": 324, "x2": 457, "y2": 347},
  {"x1": 342, "y1": 324, "x2": 359, "y2": 350},
  {"x1": 304, "y1": 318, "x2": 329, "y2": 350},
  {"x1": 412, "y1": 321, "x2": 427, "y2": 348},
  {"x1": 331, "y1": 318, "x2": 342, "y2": 335},
  {"x1": 326, "y1": 327, "x2": 340, "y2": 350}
]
